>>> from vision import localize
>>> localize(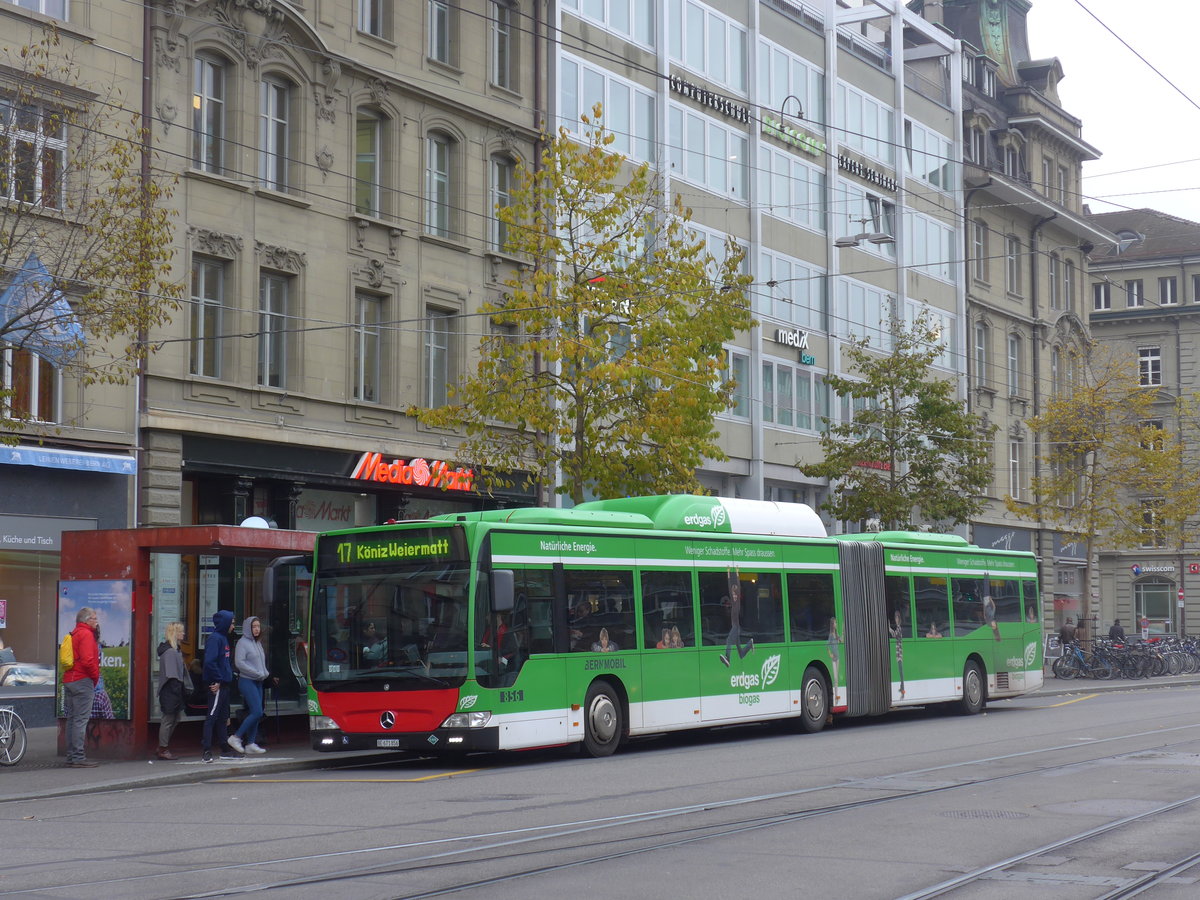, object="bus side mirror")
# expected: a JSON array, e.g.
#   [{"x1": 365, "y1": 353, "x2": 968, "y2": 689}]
[{"x1": 491, "y1": 570, "x2": 515, "y2": 613}]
